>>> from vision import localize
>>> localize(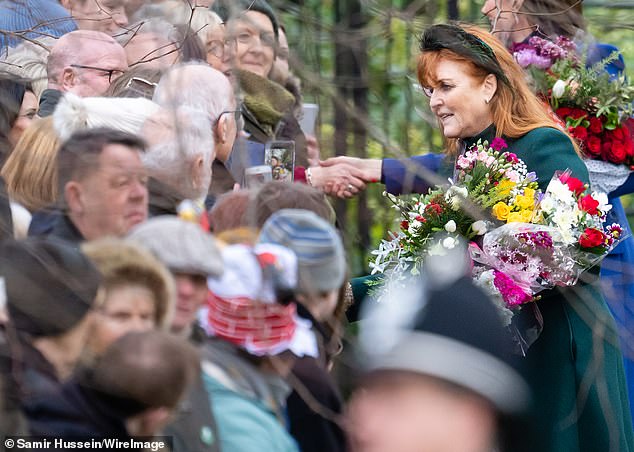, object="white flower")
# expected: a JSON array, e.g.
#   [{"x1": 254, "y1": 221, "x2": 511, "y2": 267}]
[
  {"x1": 444, "y1": 220, "x2": 457, "y2": 232},
  {"x1": 592, "y1": 191, "x2": 612, "y2": 214},
  {"x1": 552, "y1": 79, "x2": 566, "y2": 98},
  {"x1": 442, "y1": 237, "x2": 457, "y2": 249},
  {"x1": 445, "y1": 185, "x2": 468, "y2": 210},
  {"x1": 472, "y1": 220, "x2": 488, "y2": 235}
]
